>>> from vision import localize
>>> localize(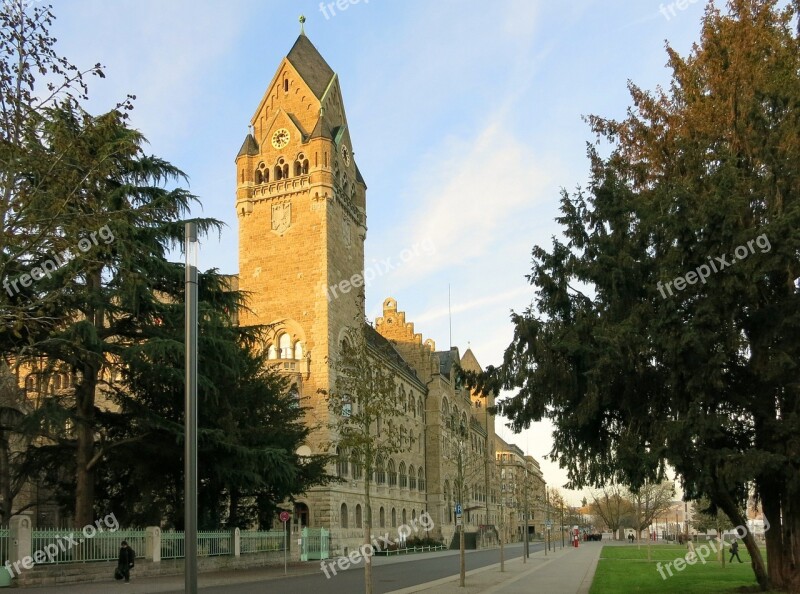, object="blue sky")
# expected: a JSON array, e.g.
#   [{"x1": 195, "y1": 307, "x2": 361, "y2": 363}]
[{"x1": 49, "y1": 0, "x2": 709, "y2": 504}]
